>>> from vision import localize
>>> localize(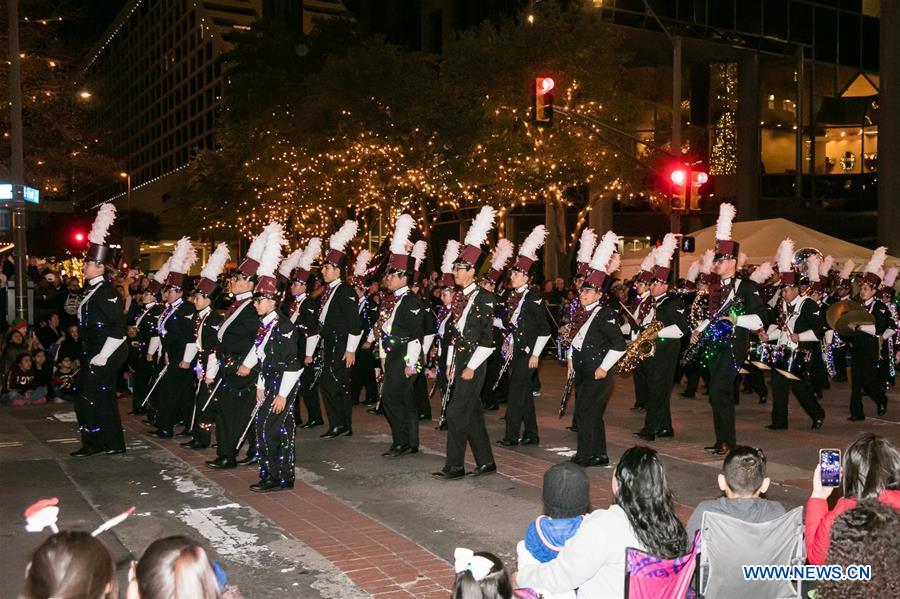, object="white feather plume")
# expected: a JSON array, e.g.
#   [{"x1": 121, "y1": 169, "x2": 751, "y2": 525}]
[
  {"x1": 441, "y1": 240, "x2": 460, "y2": 274},
  {"x1": 865, "y1": 246, "x2": 888, "y2": 275},
  {"x1": 737, "y1": 252, "x2": 748, "y2": 270},
  {"x1": 807, "y1": 254, "x2": 821, "y2": 283},
  {"x1": 464, "y1": 206, "x2": 496, "y2": 247},
  {"x1": 519, "y1": 226, "x2": 547, "y2": 261},
  {"x1": 700, "y1": 249, "x2": 714, "y2": 274},
  {"x1": 715, "y1": 203, "x2": 737, "y2": 241},
  {"x1": 171, "y1": 237, "x2": 198, "y2": 274},
  {"x1": 353, "y1": 250, "x2": 373, "y2": 277},
  {"x1": 257, "y1": 223, "x2": 286, "y2": 278},
  {"x1": 88, "y1": 203, "x2": 117, "y2": 245},
  {"x1": 884, "y1": 267, "x2": 899, "y2": 288},
  {"x1": 245, "y1": 224, "x2": 272, "y2": 262},
  {"x1": 412, "y1": 240, "x2": 428, "y2": 270},
  {"x1": 639, "y1": 247, "x2": 656, "y2": 272},
  {"x1": 299, "y1": 238, "x2": 322, "y2": 271},
  {"x1": 654, "y1": 234, "x2": 678, "y2": 268},
  {"x1": 576, "y1": 228, "x2": 597, "y2": 264},
  {"x1": 329, "y1": 220, "x2": 359, "y2": 252},
  {"x1": 775, "y1": 238, "x2": 795, "y2": 273},
  {"x1": 819, "y1": 255, "x2": 834, "y2": 278},
  {"x1": 750, "y1": 262, "x2": 774, "y2": 284},
  {"x1": 606, "y1": 253, "x2": 621, "y2": 275},
  {"x1": 686, "y1": 260, "x2": 700, "y2": 283},
  {"x1": 838, "y1": 259, "x2": 855, "y2": 280},
  {"x1": 278, "y1": 249, "x2": 304, "y2": 279},
  {"x1": 590, "y1": 231, "x2": 618, "y2": 271},
  {"x1": 153, "y1": 257, "x2": 172, "y2": 284},
  {"x1": 490, "y1": 238, "x2": 515, "y2": 271},
  {"x1": 389, "y1": 214, "x2": 416, "y2": 254},
  {"x1": 201, "y1": 242, "x2": 230, "y2": 281}
]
